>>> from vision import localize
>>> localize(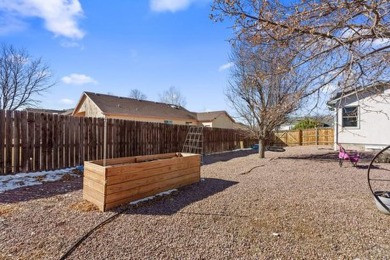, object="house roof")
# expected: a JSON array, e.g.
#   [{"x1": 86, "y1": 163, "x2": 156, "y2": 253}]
[
  {"x1": 25, "y1": 108, "x2": 73, "y2": 115},
  {"x1": 74, "y1": 92, "x2": 197, "y2": 121},
  {"x1": 196, "y1": 111, "x2": 235, "y2": 122},
  {"x1": 327, "y1": 81, "x2": 390, "y2": 107}
]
